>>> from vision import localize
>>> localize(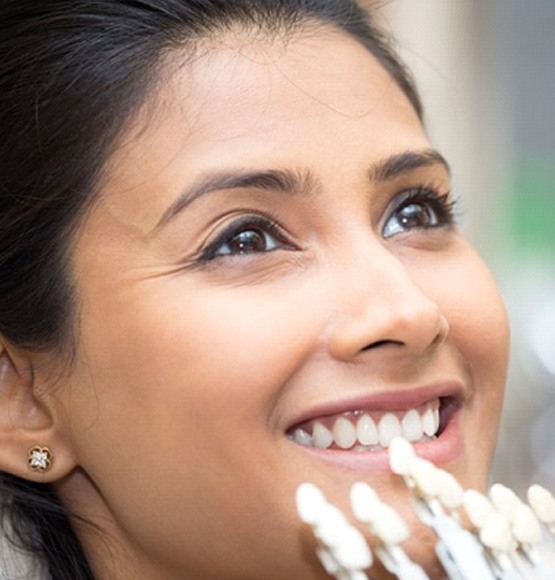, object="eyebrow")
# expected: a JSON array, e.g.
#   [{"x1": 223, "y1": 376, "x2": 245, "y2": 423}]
[
  {"x1": 156, "y1": 148, "x2": 450, "y2": 229},
  {"x1": 369, "y1": 149, "x2": 450, "y2": 182}
]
